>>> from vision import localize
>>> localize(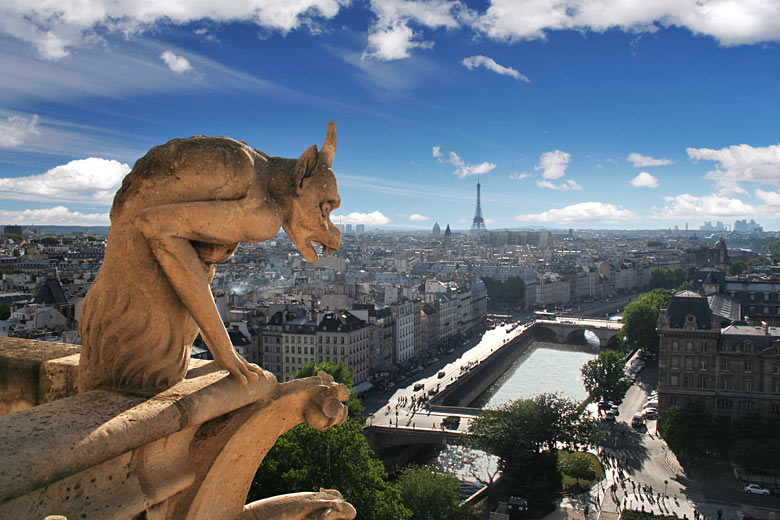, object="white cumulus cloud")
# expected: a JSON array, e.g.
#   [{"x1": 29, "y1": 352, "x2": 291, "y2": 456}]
[
  {"x1": 410, "y1": 213, "x2": 429, "y2": 221},
  {"x1": 535, "y1": 150, "x2": 570, "y2": 180},
  {"x1": 363, "y1": 21, "x2": 433, "y2": 61},
  {"x1": 656, "y1": 193, "x2": 757, "y2": 219},
  {"x1": 630, "y1": 171, "x2": 659, "y2": 188},
  {"x1": 536, "y1": 179, "x2": 583, "y2": 191},
  {"x1": 509, "y1": 172, "x2": 530, "y2": 180},
  {"x1": 627, "y1": 152, "x2": 673, "y2": 167},
  {"x1": 0, "y1": 114, "x2": 40, "y2": 148},
  {"x1": 516, "y1": 202, "x2": 637, "y2": 225},
  {"x1": 474, "y1": 0, "x2": 780, "y2": 47},
  {"x1": 160, "y1": 50, "x2": 193, "y2": 74},
  {"x1": 461, "y1": 55, "x2": 530, "y2": 82},
  {"x1": 0, "y1": 206, "x2": 110, "y2": 225},
  {"x1": 434, "y1": 148, "x2": 497, "y2": 178},
  {"x1": 332, "y1": 210, "x2": 391, "y2": 226},
  {"x1": 0, "y1": 157, "x2": 130, "y2": 203},
  {"x1": 0, "y1": 0, "x2": 347, "y2": 60},
  {"x1": 687, "y1": 143, "x2": 780, "y2": 194},
  {"x1": 756, "y1": 189, "x2": 780, "y2": 206}
]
